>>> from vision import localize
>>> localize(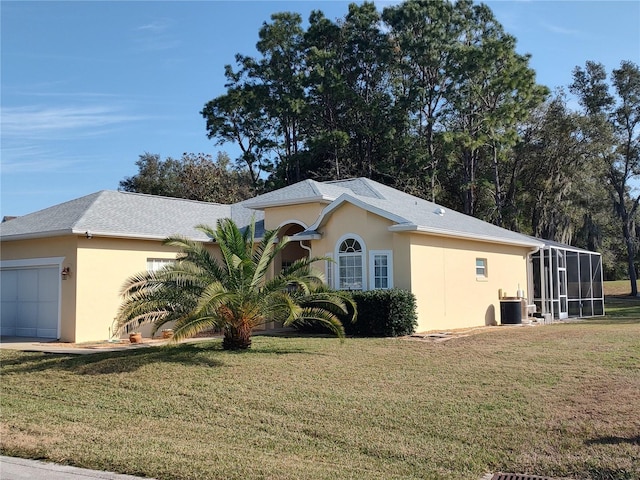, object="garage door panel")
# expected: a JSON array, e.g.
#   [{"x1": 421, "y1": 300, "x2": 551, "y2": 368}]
[
  {"x1": 17, "y1": 269, "x2": 38, "y2": 301},
  {"x1": 38, "y1": 268, "x2": 59, "y2": 301},
  {"x1": 1, "y1": 270, "x2": 18, "y2": 299},
  {"x1": 37, "y1": 327, "x2": 58, "y2": 338},
  {"x1": 0, "y1": 301, "x2": 17, "y2": 336},
  {"x1": 15, "y1": 326, "x2": 37, "y2": 337},
  {"x1": 18, "y1": 302, "x2": 38, "y2": 327},
  {"x1": 37, "y1": 300, "x2": 58, "y2": 331}
]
